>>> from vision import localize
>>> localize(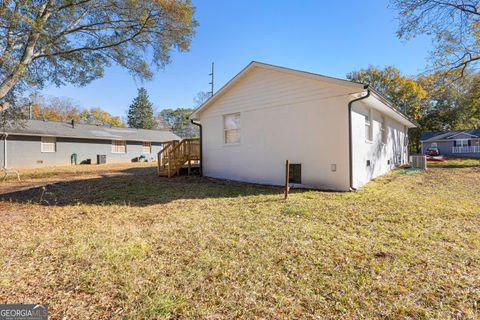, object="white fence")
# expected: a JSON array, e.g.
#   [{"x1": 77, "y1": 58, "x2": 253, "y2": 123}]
[{"x1": 452, "y1": 146, "x2": 480, "y2": 154}]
